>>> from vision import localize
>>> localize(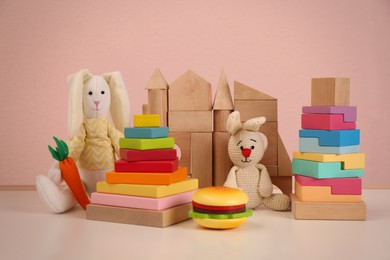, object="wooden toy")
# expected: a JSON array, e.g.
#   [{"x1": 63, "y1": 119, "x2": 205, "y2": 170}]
[
  {"x1": 259, "y1": 122, "x2": 278, "y2": 165},
  {"x1": 291, "y1": 194, "x2": 366, "y2": 220},
  {"x1": 120, "y1": 148, "x2": 177, "y2": 162},
  {"x1": 295, "y1": 175, "x2": 362, "y2": 195},
  {"x1": 299, "y1": 129, "x2": 360, "y2": 146},
  {"x1": 292, "y1": 159, "x2": 364, "y2": 178},
  {"x1": 214, "y1": 110, "x2": 232, "y2": 132},
  {"x1": 301, "y1": 114, "x2": 356, "y2": 130},
  {"x1": 277, "y1": 133, "x2": 293, "y2": 176},
  {"x1": 142, "y1": 104, "x2": 151, "y2": 114},
  {"x1": 169, "y1": 132, "x2": 191, "y2": 170},
  {"x1": 86, "y1": 203, "x2": 192, "y2": 228},
  {"x1": 124, "y1": 127, "x2": 169, "y2": 138},
  {"x1": 91, "y1": 190, "x2": 195, "y2": 210},
  {"x1": 299, "y1": 137, "x2": 360, "y2": 154},
  {"x1": 168, "y1": 111, "x2": 213, "y2": 132},
  {"x1": 234, "y1": 81, "x2": 276, "y2": 100},
  {"x1": 272, "y1": 176, "x2": 293, "y2": 195},
  {"x1": 119, "y1": 137, "x2": 174, "y2": 150},
  {"x1": 213, "y1": 132, "x2": 233, "y2": 186},
  {"x1": 115, "y1": 158, "x2": 179, "y2": 173},
  {"x1": 213, "y1": 70, "x2": 234, "y2": 110},
  {"x1": 169, "y1": 70, "x2": 212, "y2": 111},
  {"x1": 235, "y1": 100, "x2": 277, "y2": 122},
  {"x1": 189, "y1": 187, "x2": 252, "y2": 229},
  {"x1": 106, "y1": 167, "x2": 187, "y2": 185},
  {"x1": 133, "y1": 114, "x2": 161, "y2": 127},
  {"x1": 145, "y1": 68, "x2": 169, "y2": 126},
  {"x1": 191, "y1": 133, "x2": 213, "y2": 188},
  {"x1": 302, "y1": 106, "x2": 357, "y2": 122},
  {"x1": 293, "y1": 152, "x2": 365, "y2": 169},
  {"x1": 97, "y1": 178, "x2": 198, "y2": 198},
  {"x1": 311, "y1": 78, "x2": 350, "y2": 106},
  {"x1": 295, "y1": 181, "x2": 362, "y2": 202}
]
